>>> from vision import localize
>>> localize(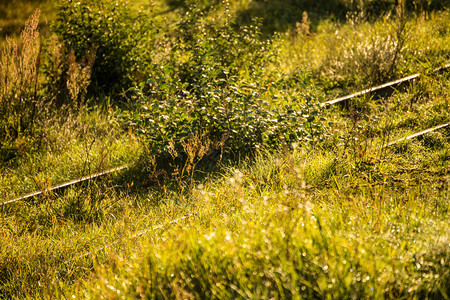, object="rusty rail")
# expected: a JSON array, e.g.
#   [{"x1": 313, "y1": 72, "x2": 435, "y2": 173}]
[
  {"x1": 1, "y1": 165, "x2": 129, "y2": 206},
  {"x1": 321, "y1": 64, "x2": 450, "y2": 107},
  {"x1": 383, "y1": 123, "x2": 449, "y2": 148}
]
